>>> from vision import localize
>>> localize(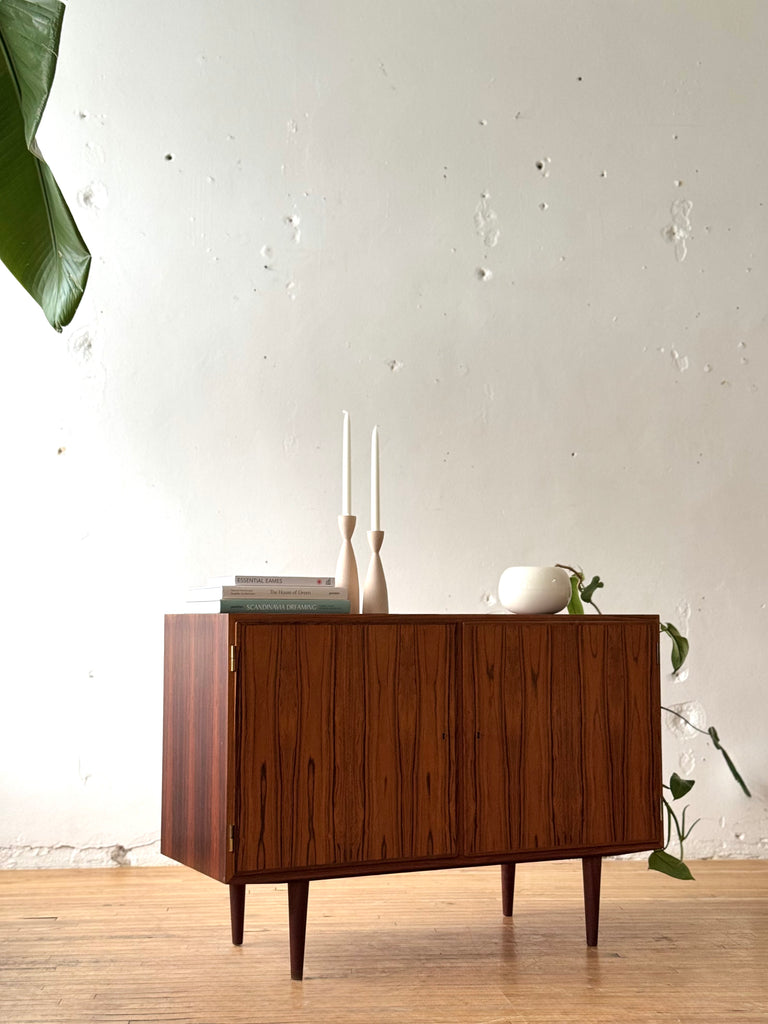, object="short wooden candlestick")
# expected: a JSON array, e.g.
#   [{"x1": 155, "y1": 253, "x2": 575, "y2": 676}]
[
  {"x1": 362, "y1": 530, "x2": 388, "y2": 613},
  {"x1": 335, "y1": 515, "x2": 360, "y2": 614}
]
